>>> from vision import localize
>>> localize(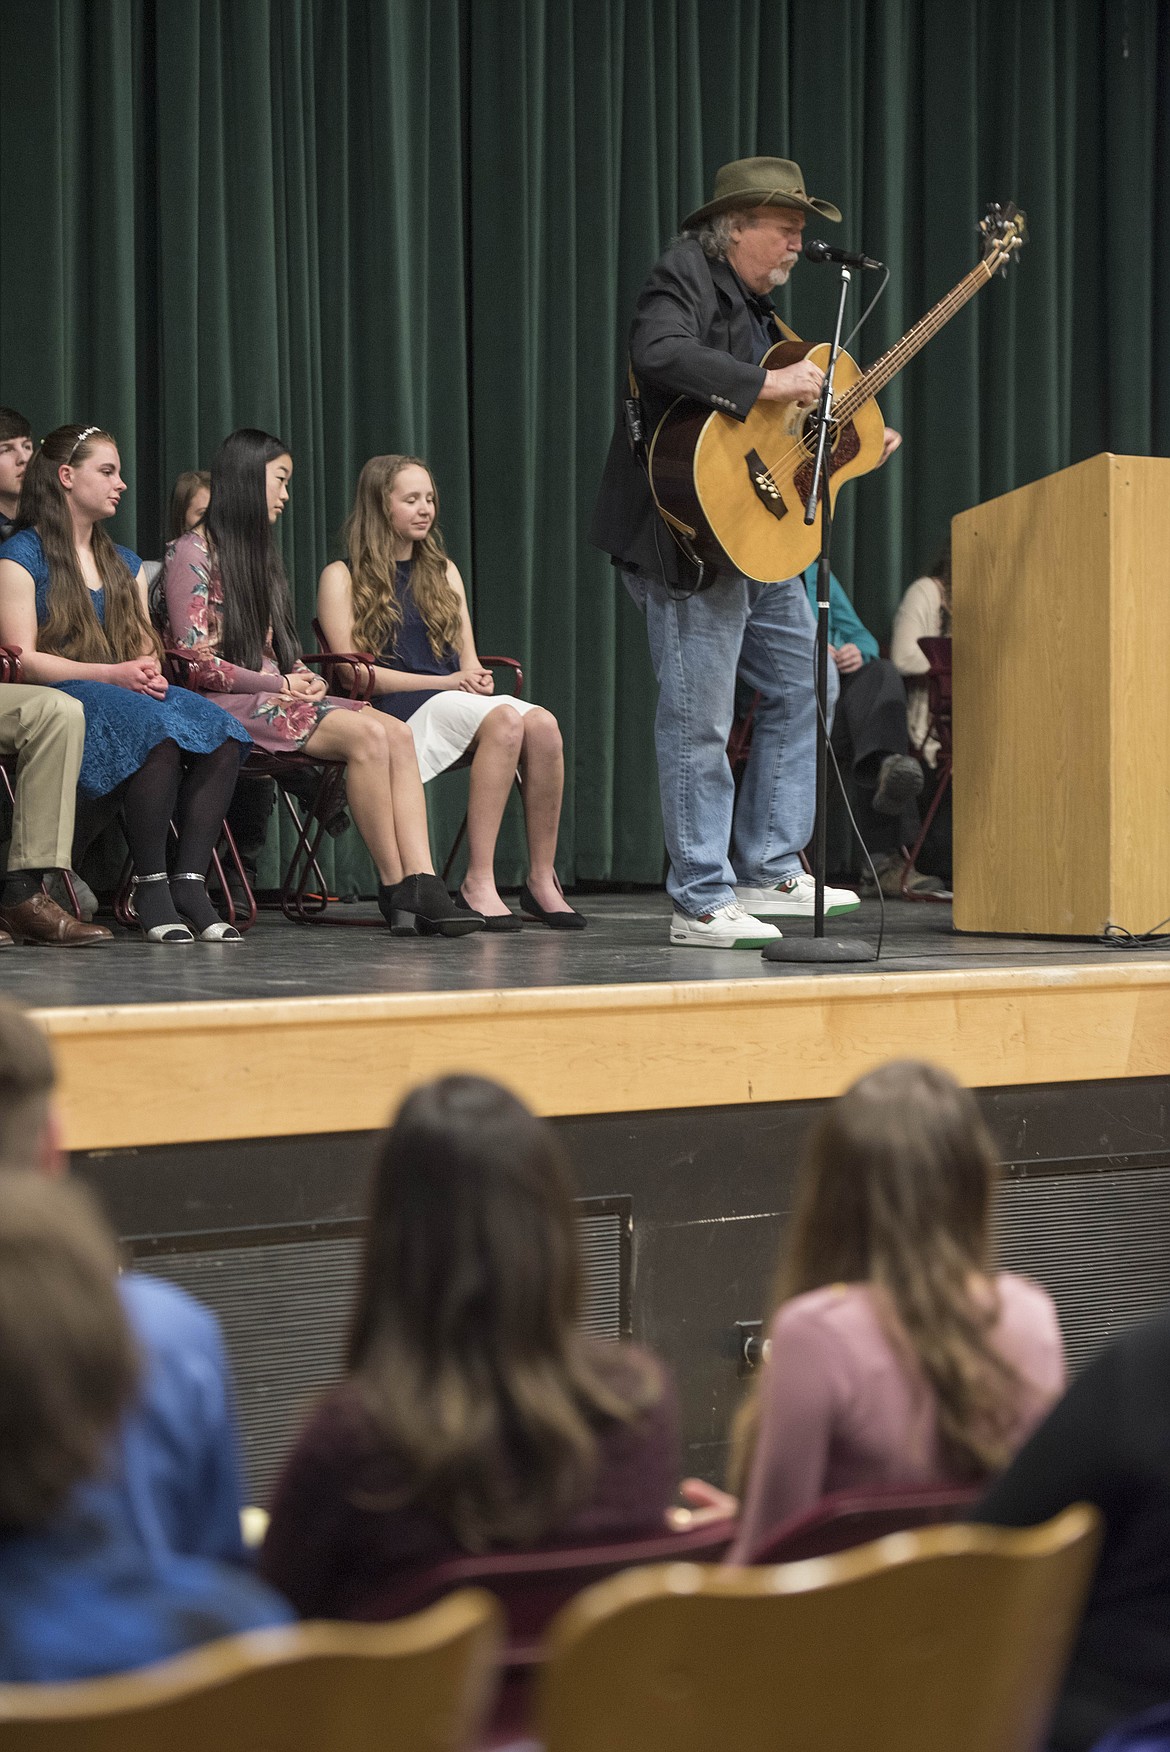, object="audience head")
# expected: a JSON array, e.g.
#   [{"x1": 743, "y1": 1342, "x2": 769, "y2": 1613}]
[
  {"x1": 166, "y1": 468, "x2": 211, "y2": 541},
  {"x1": 207, "y1": 428, "x2": 299, "y2": 673},
  {"x1": 343, "y1": 454, "x2": 459, "y2": 661},
  {"x1": 17, "y1": 424, "x2": 161, "y2": 666},
  {"x1": 929, "y1": 535, "x2": 952, "y2": 594},
  {"x1": 0, "y1": 1000, "x2": 64, "y2": 1177},
  {"x1": 732, "y1": 1059, "x2": 1018, "y2": 1487},
  {"x1": 0, "y1": 1171, "x2": 137, "y2": 1535},
  {"x1": 347, "y1": 1074, "x2": 655, "y2": 1549},
  {"x1": 0, "y1": 407, "x2": 33, "y2": 515}
]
